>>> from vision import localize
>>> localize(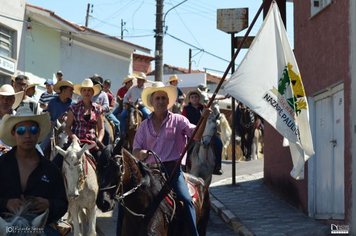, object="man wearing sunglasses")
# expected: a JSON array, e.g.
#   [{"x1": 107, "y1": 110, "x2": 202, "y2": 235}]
[{"x1": 0, "y1": 106, "x2": 68, "y2": 235}]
